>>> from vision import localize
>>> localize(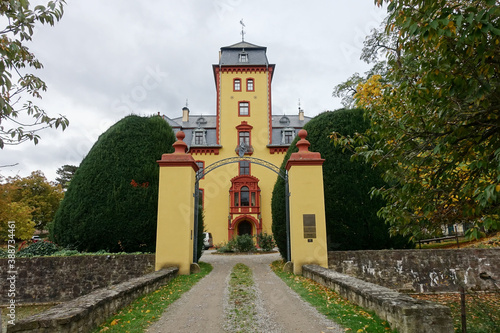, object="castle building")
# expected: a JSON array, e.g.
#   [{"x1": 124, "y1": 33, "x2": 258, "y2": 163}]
[{"x1": 163, "y1": 40, "x2": 311, "y2": 245}]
